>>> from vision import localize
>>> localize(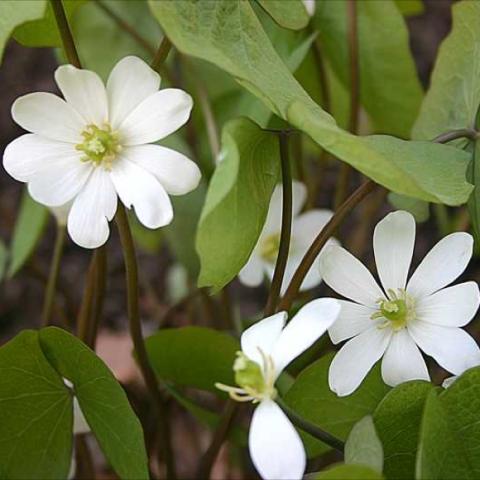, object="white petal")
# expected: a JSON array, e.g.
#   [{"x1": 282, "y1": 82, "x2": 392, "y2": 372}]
[
  {"x1": 50, "y1": 202, "x2": 72, "y2": 226},
  {"x1": 27, "y1": 157, "x2": 93, "y2": 207},
  {"x1": 67, "y1": 169, "x2": 117, "y2": 249},
  {"x1": 73, "y1": 397, "x2": 90, "y2": 435},
  {"x1": 249, "y1": 400, "x2": 306, "y2": 480},
  {"x1": 110, "y1": 155, "x2": 173, "y2": 229},
  {"x1": 407, "y1": 232, "x2": 473, "y2": 298},
  {"x1": 239, "y1": 254, "x2": 266, "y2": 287},
  {"x1": 415, "y1": 282, "x2": 480, "y2": 327},
  {"x1": 328, "y1": 300, "x2": 377, "y2": 344},
  {"x1": 12, "y1": 92, "x2": 85, "y2": 143},
  {"x1": 241, "y1": 312, "x2": 287, "y2": 366},
  {"x1": 408, "y1": 321, "x2": 480, "y2": 375},
  {"x1": 272, "y1": 298, "x2": 340, "y2": 377},
  {"x1": 329, "y1": 327, "x2": 392, "y2": 396},
  {"x1": 442, "y1": 376, "x2": 458, "y2": 389},
  {"x1": 119, "y1": 89, "x2": 193, "y2": 145},
  {"x1": 373, "y1": 210, "x2": 415, "y2": 292},
  {"x1": 381, "y1": 329, "x2": 429, "y2": 387},
  {"x1": 319, "y1": 245, "x2": 385, "y2": 307},
  {"x1": 3, "y1": 134, "x2": 80, "y2": 182},
  {"x1": 124, "y1": 144, "x2": 201, "y2": 195},
  {"x1": 55, "y1": 64, "x2": 108, "y2": 125},
  {"x1": 106, "y1": 56, "x2": 160, "y2": 128},
  {"x1": 303, "y1": 0, "x2": 316, "y2": 17}
]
